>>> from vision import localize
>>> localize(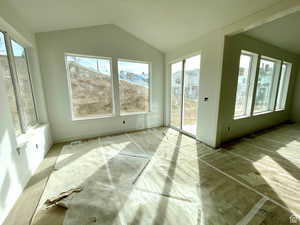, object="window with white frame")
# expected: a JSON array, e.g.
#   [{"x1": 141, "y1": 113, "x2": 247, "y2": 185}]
[
  {"x1": 234, "y1": 51, "x2": 257, "y2": 118},
  {"x1": 117, "y1": 60, "x2": 150, "y2": 114},
  {"x1": 65, "y1": 54, "x2": 114, "y2": 119},
  {"x1": 11, "y1": 40, "x2": 37, "y2": 128},
  {"x1": 253, "y1": 57, "x2": 278, "y2": 114},
  {"x1": 0, "y1": 31, "x2": 37, "y2": 135},
  {"x1": 234, "y1": 50, "x2": 293, "y2": 119},
  {"x1": 275, "y1": 62, "x2": 292, "y2": 110}
]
